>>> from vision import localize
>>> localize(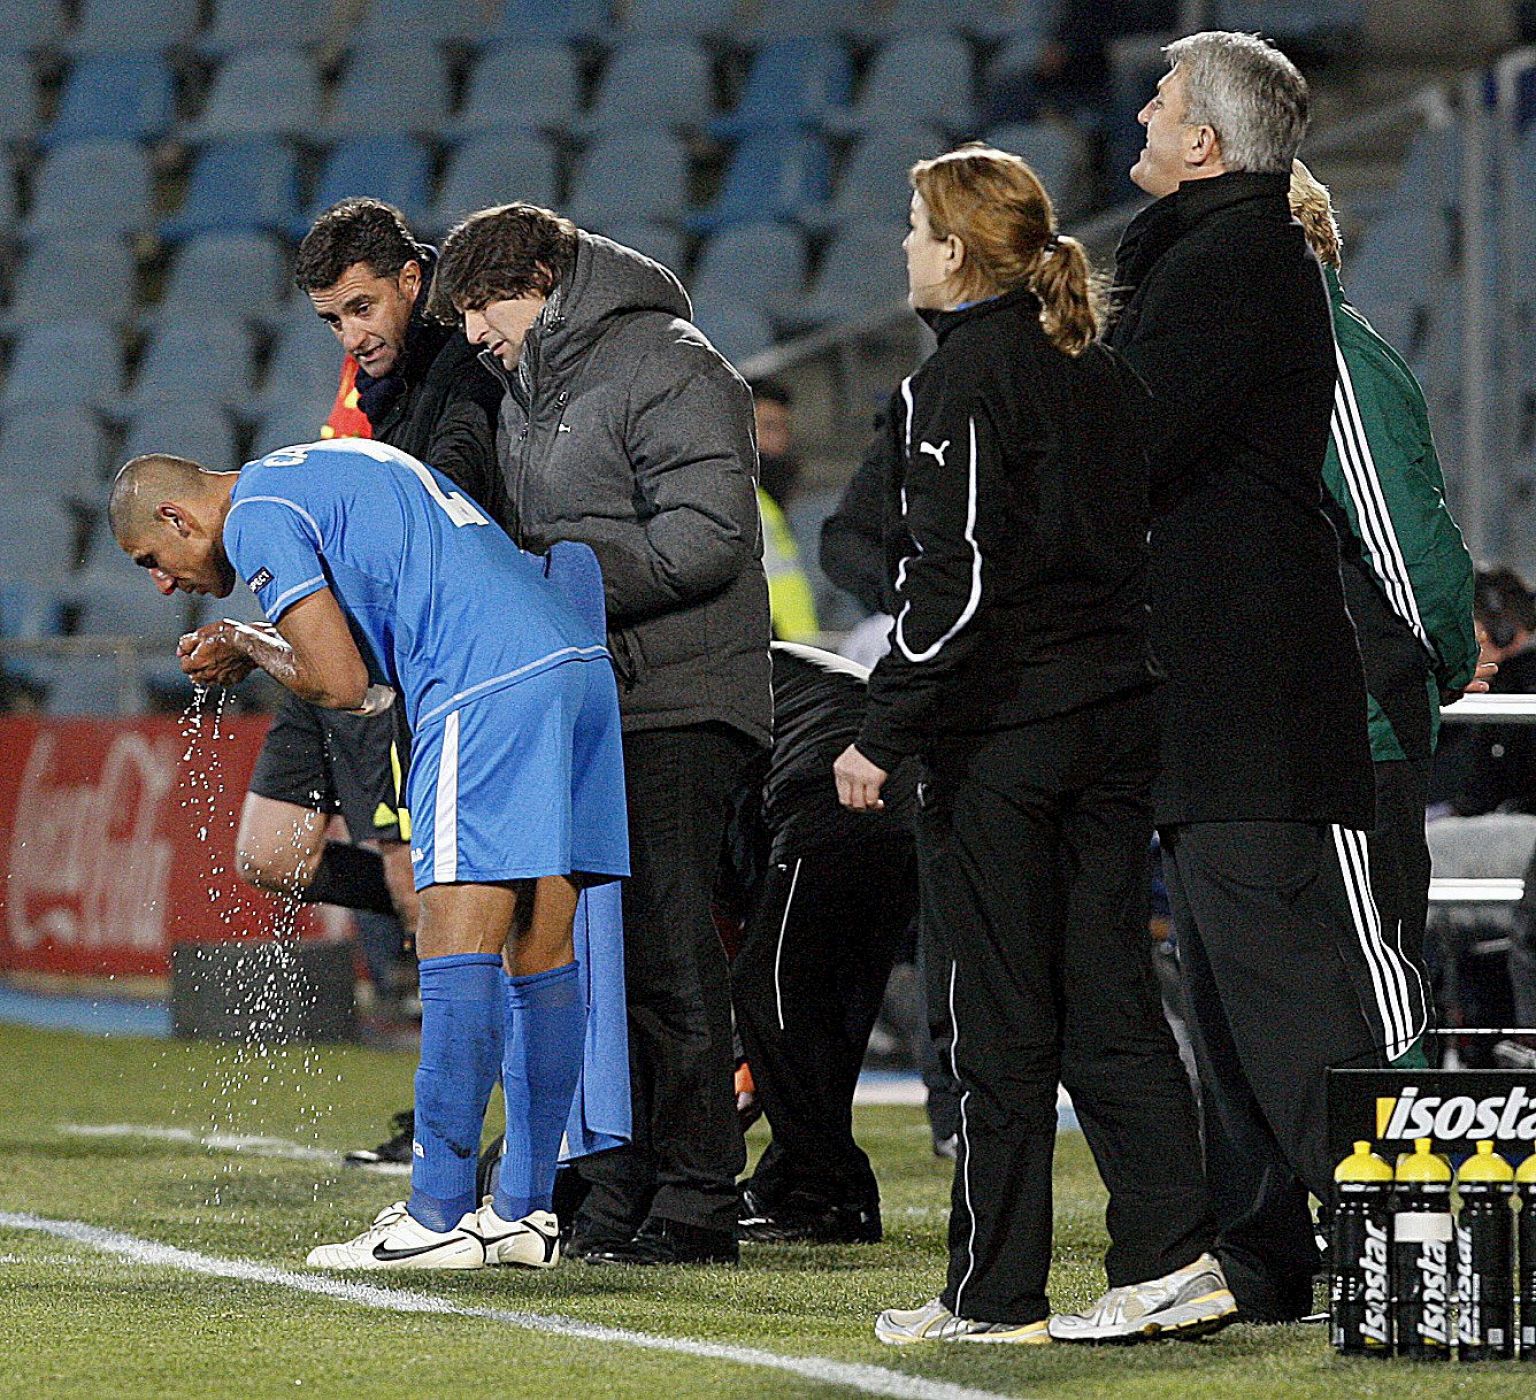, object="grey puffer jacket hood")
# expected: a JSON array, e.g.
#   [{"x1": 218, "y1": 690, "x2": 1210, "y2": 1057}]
[{"x1": 486, "y1": 231, "x2": 771, "y2": 744}]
